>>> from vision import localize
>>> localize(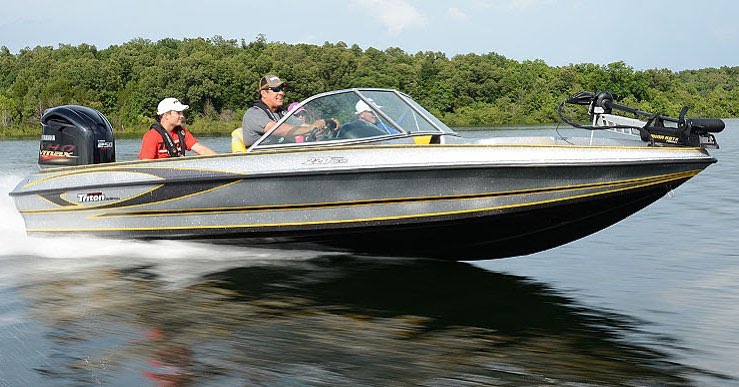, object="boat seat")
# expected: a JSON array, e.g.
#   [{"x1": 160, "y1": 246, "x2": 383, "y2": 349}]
[
  {"x1": 231, "y1": 128, "x2": 246, "y2": 153},
  {"x1": 412, "y1": 135, "x2": 433, "y2": 144}
]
